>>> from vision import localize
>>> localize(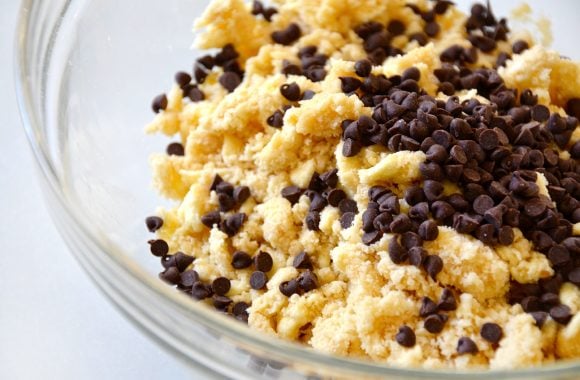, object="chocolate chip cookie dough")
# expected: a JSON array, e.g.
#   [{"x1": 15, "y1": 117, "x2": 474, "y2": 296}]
[{"x1": 145, "y1": 0, "x2": 580, "y2": 369}]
